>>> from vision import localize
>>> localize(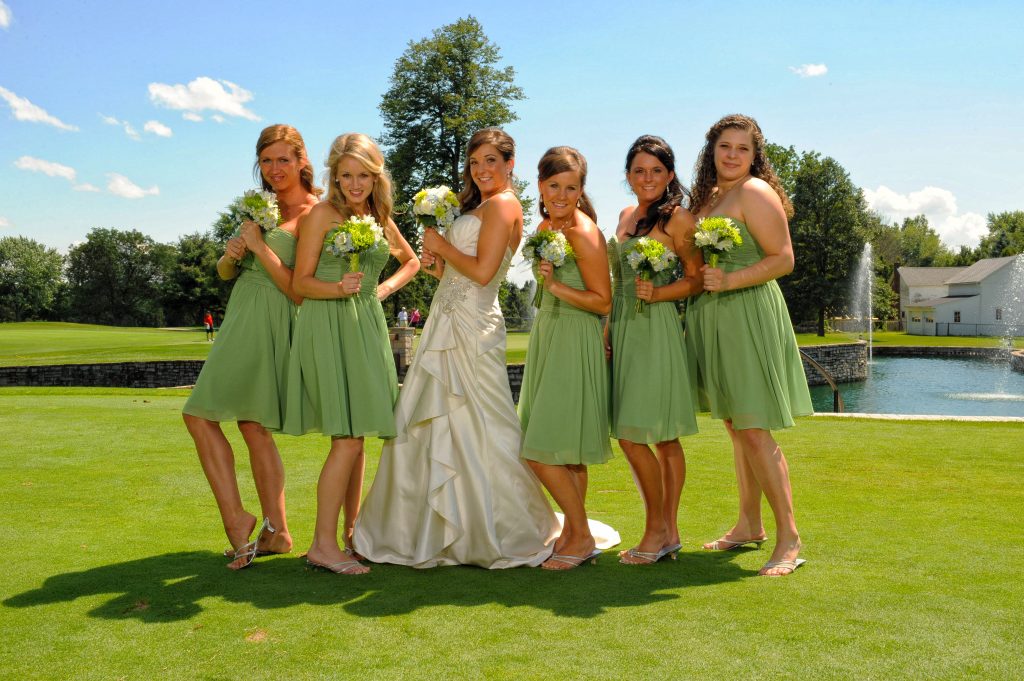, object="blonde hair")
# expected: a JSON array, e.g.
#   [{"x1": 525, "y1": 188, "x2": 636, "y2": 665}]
[
  {"x1": 253, "y1": 124, "x2": 322, "y2": 197},
  {"x1": 324, "y1": 133, "x2": 395, "y2": 227}
]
